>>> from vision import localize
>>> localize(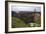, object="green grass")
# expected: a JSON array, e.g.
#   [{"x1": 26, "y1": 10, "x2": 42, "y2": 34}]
[
  {"x1": 12, "y1": 16, "x2": 41, "y2": 28},
  {"x1": 12, "y1": 17, "x2": 30, "y2": 28}
]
